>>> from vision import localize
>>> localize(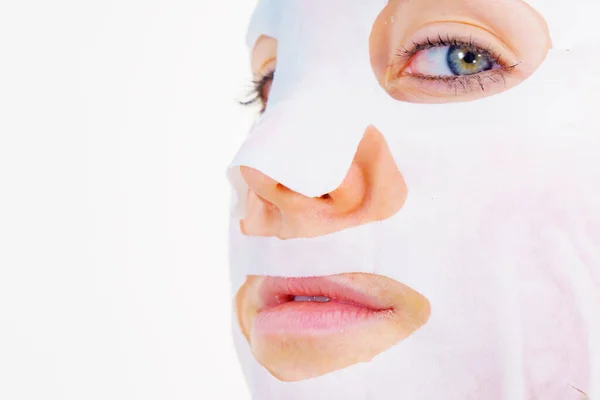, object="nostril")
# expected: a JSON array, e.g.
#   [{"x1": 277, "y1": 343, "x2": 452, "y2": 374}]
[{"x1": 319, "y1": 194, "x2": 331, "y2": 200}]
